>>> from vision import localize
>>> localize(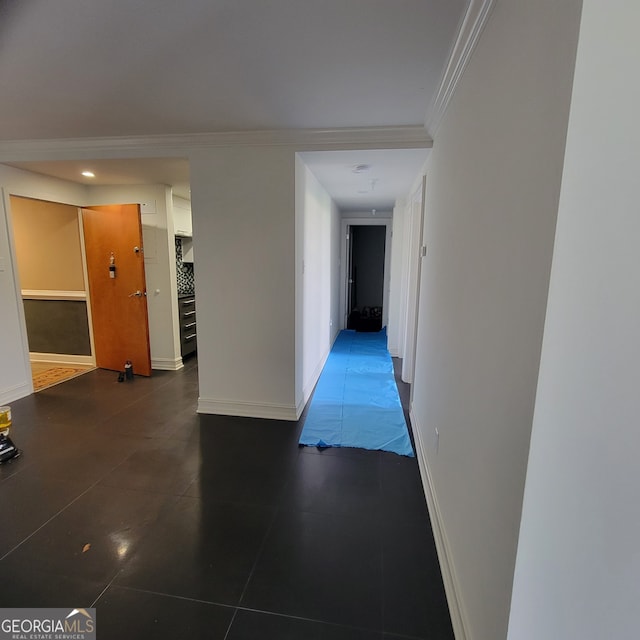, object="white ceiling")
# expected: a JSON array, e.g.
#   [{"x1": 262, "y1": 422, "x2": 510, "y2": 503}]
[
  {"x1": 300, "y1": 149, "x2": 429, "y2": 211},
  {"x1": 0, "y1": 0, "x2": 467, "y2": 209},
  {"x1": 6, "y1": 157, "x2": 193, "y2": 201}
]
